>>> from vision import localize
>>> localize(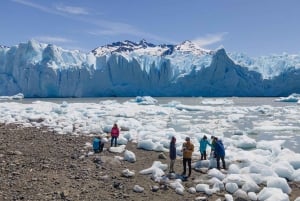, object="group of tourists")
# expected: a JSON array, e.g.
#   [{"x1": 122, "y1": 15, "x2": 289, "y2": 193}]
[
  {"x1": 92, "y1": 123, "x2": 225, "y2": 178},
  {"x1": 93, "y1": 123, "x2": 120, "y2": 153},
  {"x1": 169, "y1": 134, "x2": 226, "y2": 177}
]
